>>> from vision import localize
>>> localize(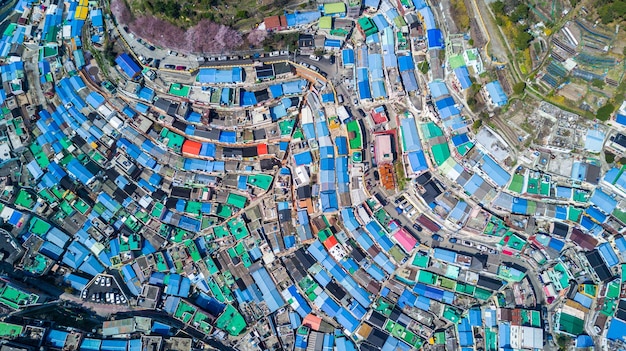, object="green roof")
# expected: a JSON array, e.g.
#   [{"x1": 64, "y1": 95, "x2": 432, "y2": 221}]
[
  {"x1": 347, "y1": 120, "x2": 363, "y2": 150},
  {"x1": 431, "y1": 143, "x2": 450, "y2": 166},
  {"x1": 558, "y1": 312, "x2": 584, "y2": 335},
  {"x1": 0, "y1": 322, "x2": 23, "y2": 338},
  {"x1": 357, "y1": 17, "x2": 378, "y2": 36},
  {"x1": 324, "y1": 2, "x2": 346, "y2": 14},
  {"x1": 508, "y1": 174, "x2": 524, "y2": 193},
  {"x1": 168, "y1": 83, "x2": 190, "y2": 98},
  {"x1": 449, "y1": 55, "x2": 466, "y2": 70},
  {"x1": 319, "y1": 16, "x2": 333, "y2": 29},
  {"x1": 247, "y1": 174, "x2": 273, "y2": 191},
  {"x1": 422, "y1": 122, "x2": 443, "y2": 138},
  {"x1": 226, "y1": 193, "x2": 247, "y2": 209},
  {"x1": 215, "y1": 305, "x2": 247, "y2": 336},
  {"x1": 29, "y1": 217, "x2": 51, "y2": 236}
]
